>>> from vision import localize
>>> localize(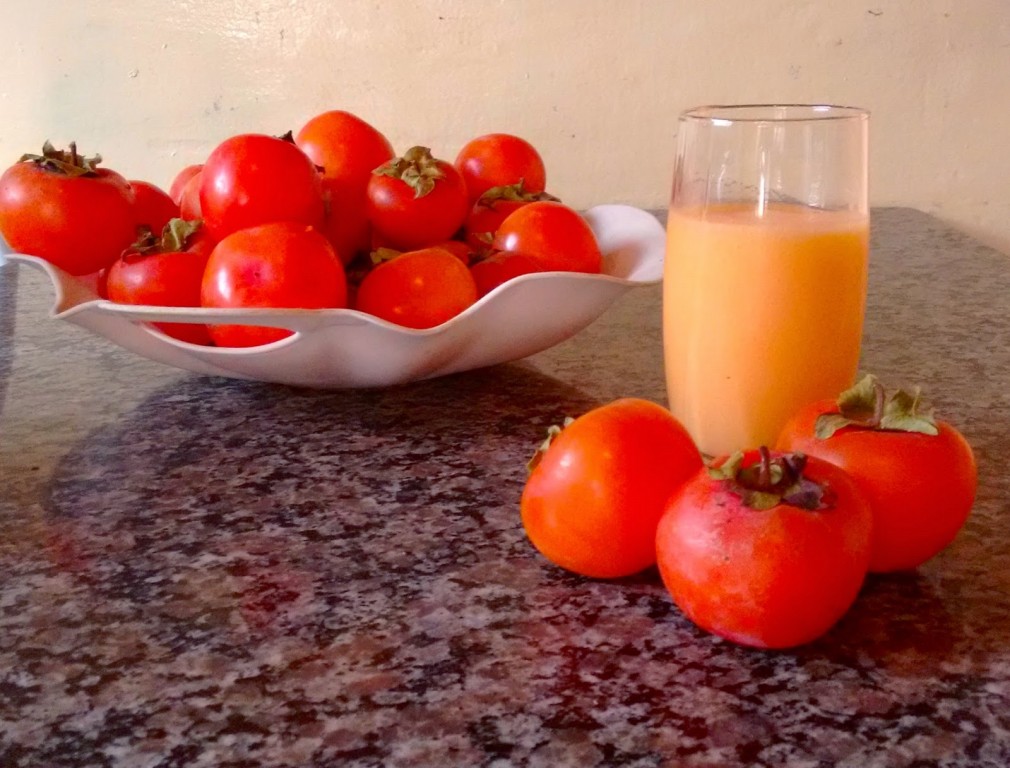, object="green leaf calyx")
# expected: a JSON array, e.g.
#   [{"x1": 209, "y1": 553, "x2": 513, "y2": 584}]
[
  {"x1": 126, "y1": 218, "x2": 202, "y2": 257},
  {"x1": 475, "y1": 180, "x2": 560, "y2": 208},
  {"x1": 814, "y1": 374, "x2": 939, "y2": 439},
  {"x1": 369, "y1": 247, "x2": 402, "y2": 266},
  {"x1": 19, "y1": 141, "x2": 103, "y2": 177}
]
